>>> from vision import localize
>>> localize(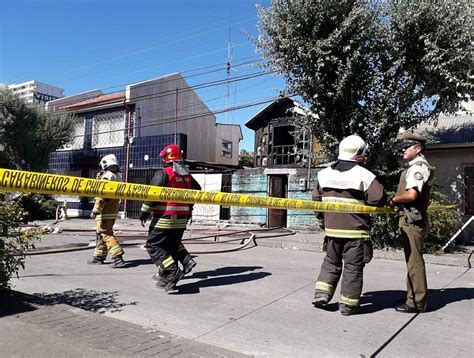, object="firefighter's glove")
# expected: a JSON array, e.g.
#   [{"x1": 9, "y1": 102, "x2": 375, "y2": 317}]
[
  {"x1": 316, "y1": 217, "x2": 325, "y2": 231},
  {"x1": 322, "y1": 237, "x2": 329, "y2": 252},
  {"x1": 139, "y1": 212, "x2": 149, "y2": 227}
]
